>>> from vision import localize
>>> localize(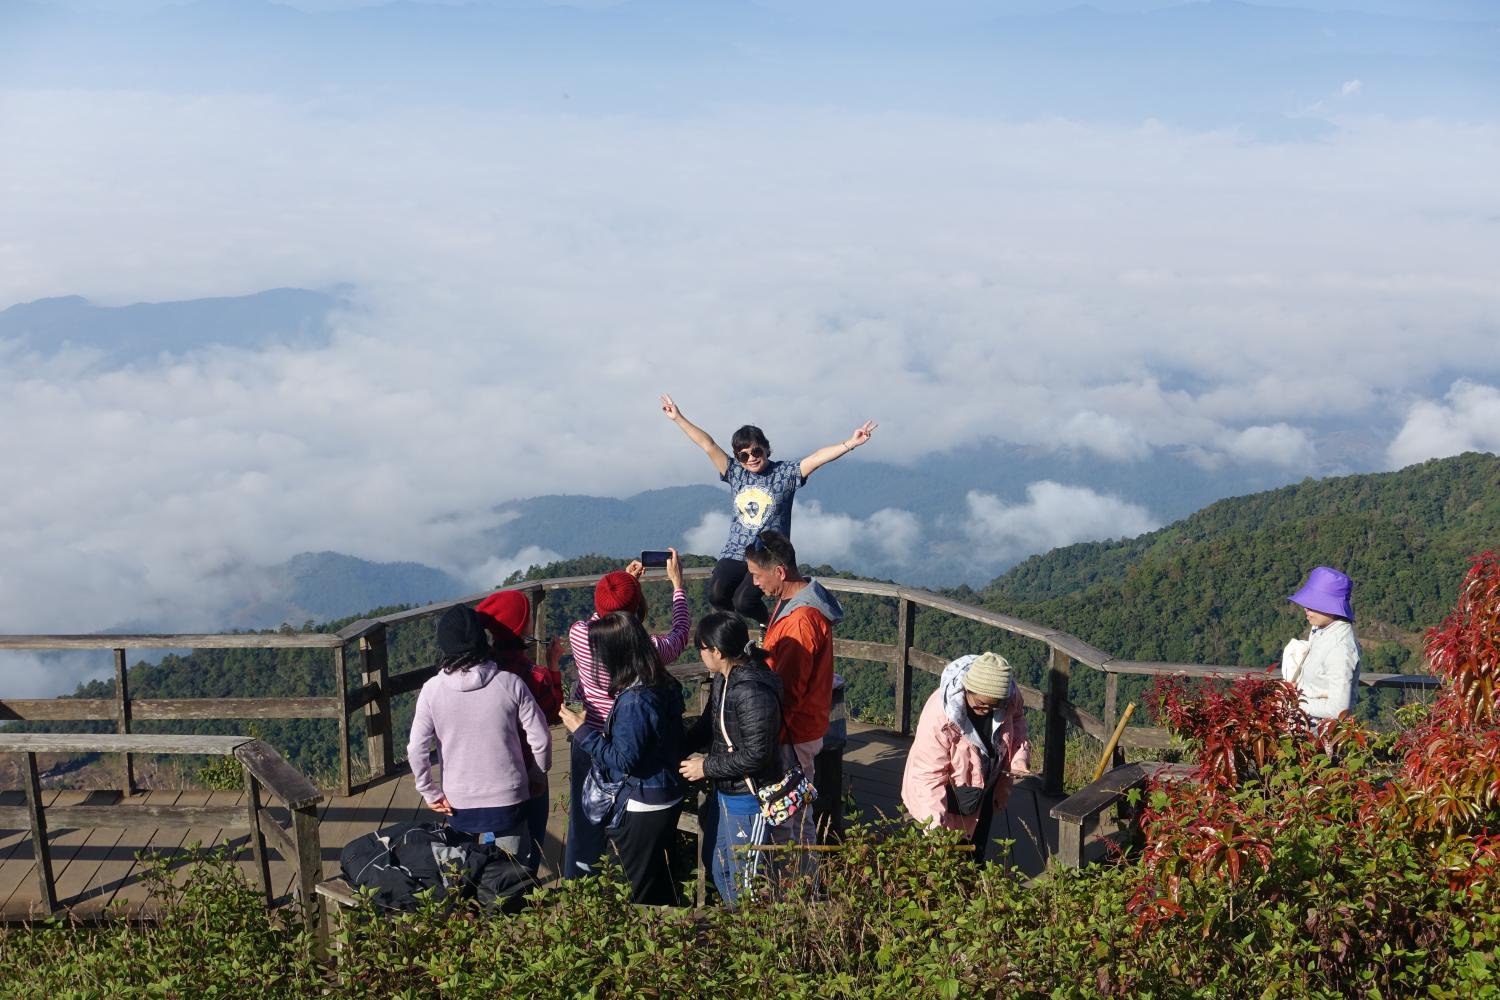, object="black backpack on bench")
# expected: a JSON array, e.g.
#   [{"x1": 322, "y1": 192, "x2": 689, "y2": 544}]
[{"x1": 339, "y1": 820, "x2": 537, "y2": 914}]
